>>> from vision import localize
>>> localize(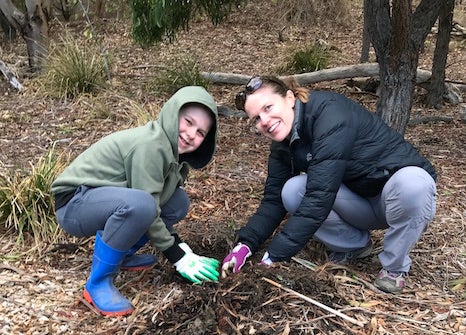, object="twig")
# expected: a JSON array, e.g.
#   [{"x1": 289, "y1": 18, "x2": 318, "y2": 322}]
[
  {"x1": 291, "y1": 256, "x2": 317, "y2": 271},
  {"x1": 261, "y1": 277, "x2": 365, "y2": 327},
  {"x1": 0, "y1": 263, "x2": 25, "y2": 275},
  {"x1": 333, "y1": 274, "x2": 383, "y2": 293},
  {"x1": 79, "y1": 297, "x2": 100, "y2": 316}
]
